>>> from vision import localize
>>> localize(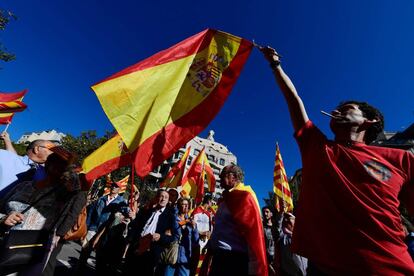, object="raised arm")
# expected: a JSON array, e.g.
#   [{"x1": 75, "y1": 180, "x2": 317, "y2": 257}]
[
  {"x1": 0, "y1": 132, "x2": 17, "y2": 154},
  {"x1": 261, "y1": 47, "x2": 309, "y2": 132}
]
